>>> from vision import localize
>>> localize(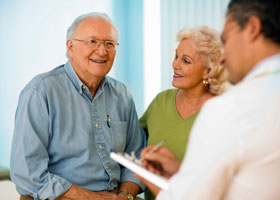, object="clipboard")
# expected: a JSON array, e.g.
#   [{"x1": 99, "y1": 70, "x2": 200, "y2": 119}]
[{"x1": 110, "y1": 152, "x2": 170, "y2": 190}]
